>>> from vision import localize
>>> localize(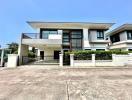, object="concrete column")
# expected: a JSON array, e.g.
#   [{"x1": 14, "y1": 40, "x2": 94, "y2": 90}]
[
  {"x1": 58, "y1": 30, "x2": 63, "y2": 35},
  {"x1": 83, "y1": 28, "x2": 90, "y2": 49},
  {"x1": 112, "y1": 54, "x2": 116, "y2": 62},
  {"x1": 92, "y1": 54, "x2": 95, "y2": 66},
  {"x1": 70, "y1": 54, "x2": 74, "y2": 67},
  {"x1": 0, "y1": 49, "x2": 4, "y2": 66},
  {"x1": 59, "y1": 54, "x2": 63, "y2": 67},
  {"x1": 7, "y1": 54, "x2": 18, "y2": 68},
  {"x1": 18, "y1": 44, "x2": 29, "y2": 65},
  {"x1": 129, "y1": 53, "x2": 132, "y2": 65},
  {"x1": 58, "y1": 30, "x2": 63, "y2": 39},
  {"x1": 37, "y1": 49, "x2": 40, "y2": 56}
]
